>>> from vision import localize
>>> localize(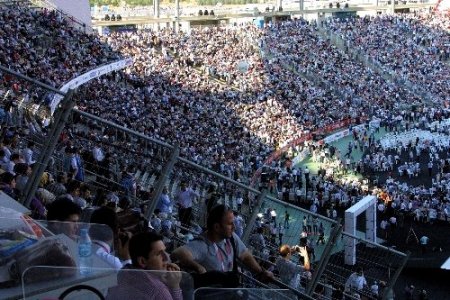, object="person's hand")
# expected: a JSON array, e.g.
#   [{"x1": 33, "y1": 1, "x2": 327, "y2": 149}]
[
  {"x1": 298, "y1": 246, "x2": 309, "y2": 258},
  {"x1": 162, "y1": 263, "x2": 182, "y2": 289},
  {"x1": 196, "y1": 265, "x2": 207, "y2": 274},
  {"x1": 118, "y1": 231, "x2": 132, "y2": 261}
]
